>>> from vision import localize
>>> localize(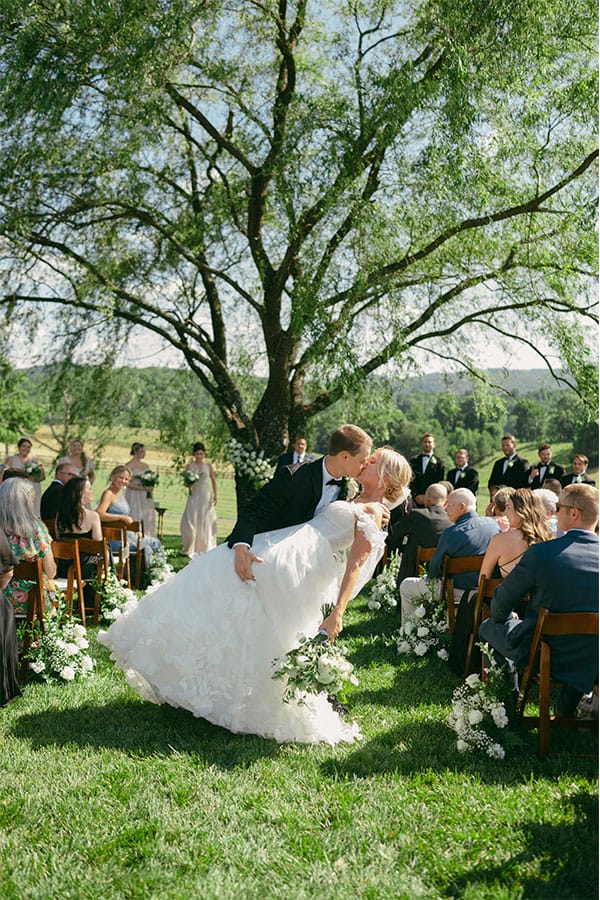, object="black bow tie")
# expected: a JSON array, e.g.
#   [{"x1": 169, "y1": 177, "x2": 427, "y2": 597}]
[{"x1": 327, "y1": 478, "x2": 344, "y2": 487}]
